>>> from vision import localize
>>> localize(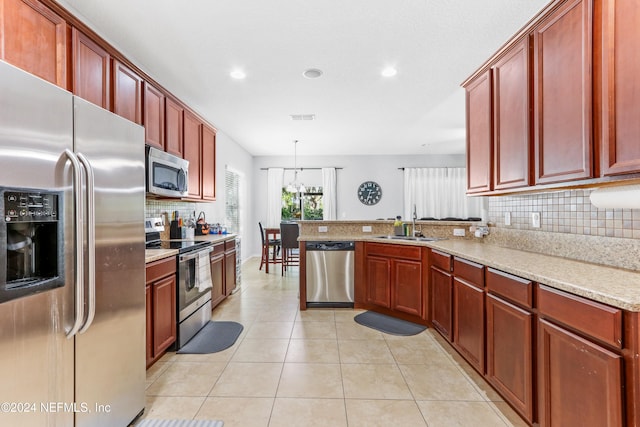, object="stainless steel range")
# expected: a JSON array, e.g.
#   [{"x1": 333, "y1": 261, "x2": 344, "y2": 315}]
[{"x1": 146, "y1": 223, "x2": 213, "y2": 348}]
